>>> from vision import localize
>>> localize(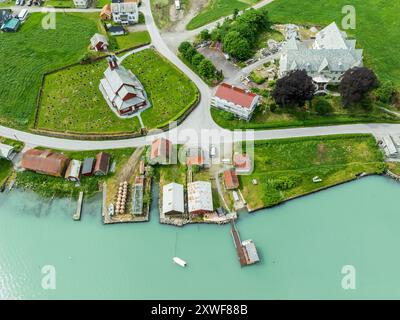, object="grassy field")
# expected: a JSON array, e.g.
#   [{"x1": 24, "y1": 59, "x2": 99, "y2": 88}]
[
  {"x1": 266, "y1": 0, "x2": 400, "y2": 86},
  {"x1": 114, "y1": 31, "x2": 151, "y2": 51},
  {"x1": 37, "y1": 49, "x2": 198, "y2": 134},
  {"x1": 0, "y1": 0, "x2": 12, "y2": 7},
  {"x1": 0, "y1": 159, "x2": 12, "y2": 187},
  {"x1": 45, "y1": 0, "x2": 74, "y2": 7},
  {"x1": 0, "y1": 13, "x2": 99, "y2": 129},
  {"x1": 186, "y1": 0, "x2": 261, "y2": 30},
  {"x1": 16, "y1": 148, "x2": 134, "y2": 198},
  {"x1": 239, "y1": 134, "x2": 385, "y2": 210},
  {"x1": 95, "y1": 0, "x2": 110, "y2": 8},
  {"x1": 211, "y1": 95, "x2": 400, "y2": 131},
  {"x1": 36, "y1": 60, "x2": 142, "y2": 134},
  {"x1": 122, "y1": 49, "x2": 199, "y2": 129}
]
